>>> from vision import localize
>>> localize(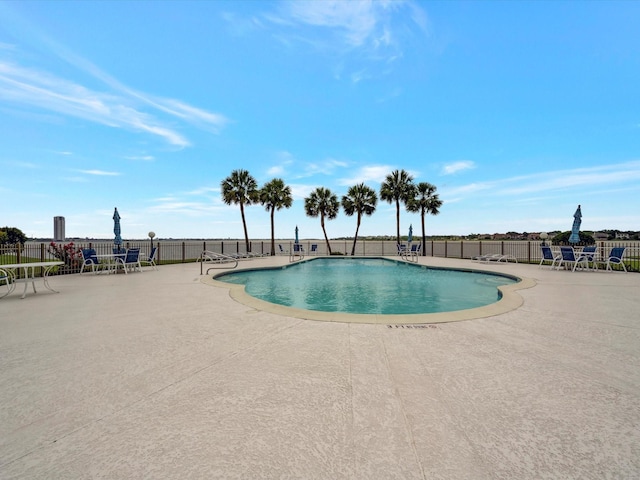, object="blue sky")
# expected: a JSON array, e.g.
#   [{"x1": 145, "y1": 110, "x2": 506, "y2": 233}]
[{"x1": 1, "y1": 1, "x2": 639, "y2": 241}]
